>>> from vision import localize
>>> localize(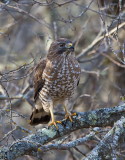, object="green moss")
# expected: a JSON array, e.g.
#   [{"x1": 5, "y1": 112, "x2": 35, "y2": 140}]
[
  {"x1": 88, "y1": 113, "x2": 98, "y2": 125},
  {"x1": 42, "y1": 128, "x2": 56, "y2": 138}
]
